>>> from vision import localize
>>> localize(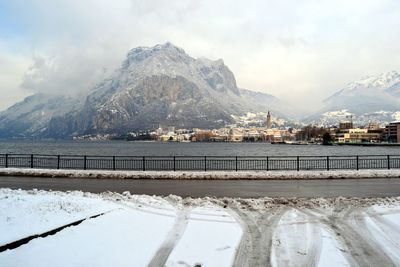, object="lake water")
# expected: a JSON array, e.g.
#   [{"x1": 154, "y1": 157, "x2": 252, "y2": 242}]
[{"x1": 0, "y1": 140, "x2": 400, "y2": 156}]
